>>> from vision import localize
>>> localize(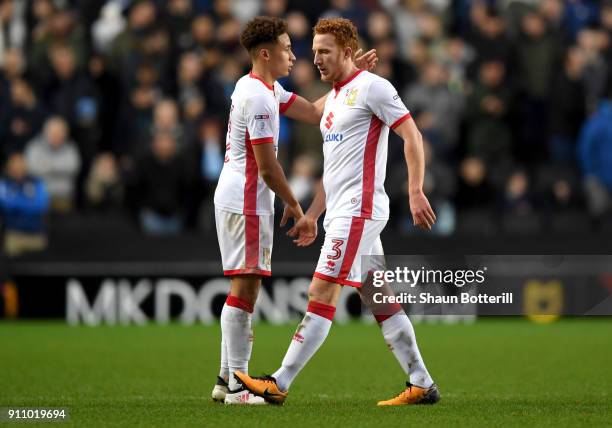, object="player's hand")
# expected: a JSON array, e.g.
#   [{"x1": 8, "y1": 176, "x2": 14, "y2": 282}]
[
  {"x1": 409, "y1": 190, "x2": 436, "y2": 231},
  {"x1": 287, "y1": 215, "x2": 318, "y2": 247},
  {"x1": 355, "y1": 48, "x2": 378, "y2": 71},
  {"x1": 280, "y1": 203, "x2": 303, "y2": 227}
]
